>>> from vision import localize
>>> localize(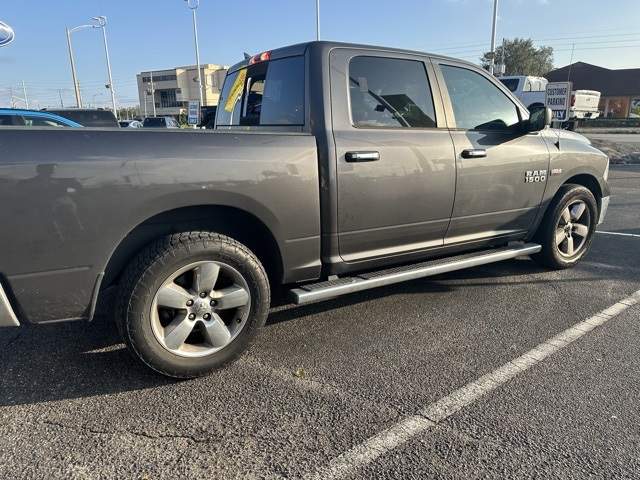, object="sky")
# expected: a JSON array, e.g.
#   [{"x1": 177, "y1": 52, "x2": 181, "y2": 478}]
[{"x1": 1, "y1": 0, "x2": 639, "y2": 109}]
